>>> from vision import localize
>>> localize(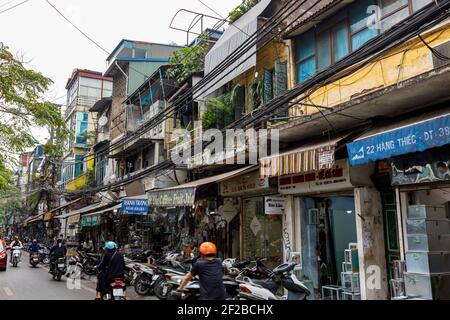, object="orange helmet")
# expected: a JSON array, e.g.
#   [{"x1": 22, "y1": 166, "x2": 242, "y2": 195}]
[{"x1": 199, "y1": 242, "x2": 217, "y2": 255}]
